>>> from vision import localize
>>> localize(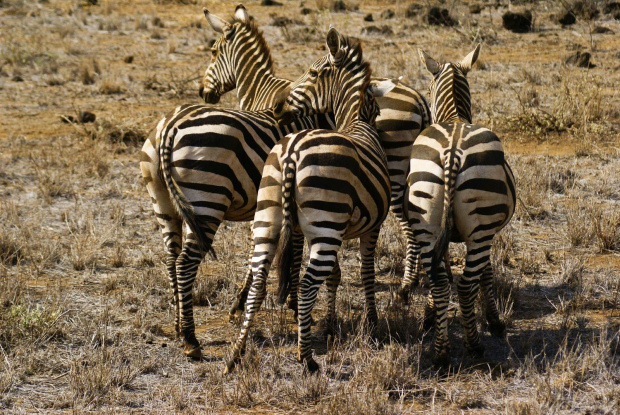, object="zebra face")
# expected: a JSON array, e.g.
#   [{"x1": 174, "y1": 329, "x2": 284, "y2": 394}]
[
  {"x1": 274, "y1": 57, "x2": 332, "y2": 124},
  {"x1": 200, "y1": 8, "x2": 239, "y2": 104}
]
